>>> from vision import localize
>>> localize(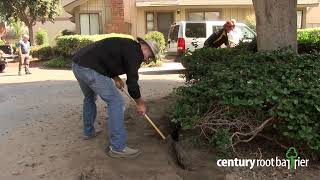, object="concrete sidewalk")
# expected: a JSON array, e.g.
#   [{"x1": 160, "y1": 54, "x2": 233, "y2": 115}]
[{"x1": 139, "y1": 62, "x2": 185, "y2": 73}]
